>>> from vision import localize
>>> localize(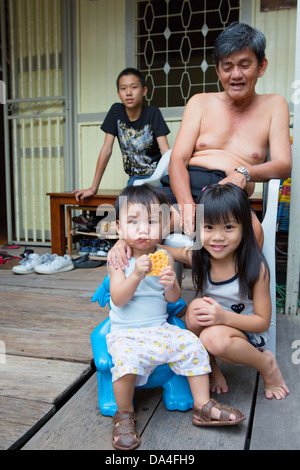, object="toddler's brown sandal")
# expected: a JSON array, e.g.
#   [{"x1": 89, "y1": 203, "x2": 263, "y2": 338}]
[
  {"x1": 112, "y1": 411, "x2": 141, "y2": 450},
  {"x1": 192, "y1": 399, "x2": 246, "y2": 426}
]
